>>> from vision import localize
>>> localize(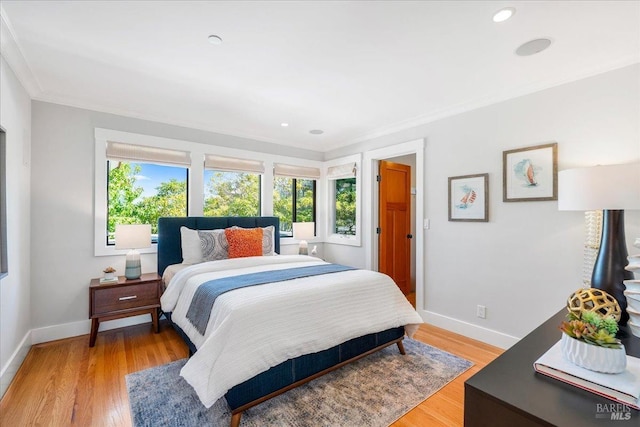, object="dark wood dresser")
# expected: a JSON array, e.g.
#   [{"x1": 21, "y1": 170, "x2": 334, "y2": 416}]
[{"x1": 465, "y1": 309, "x2": 639, "y2": 426}]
